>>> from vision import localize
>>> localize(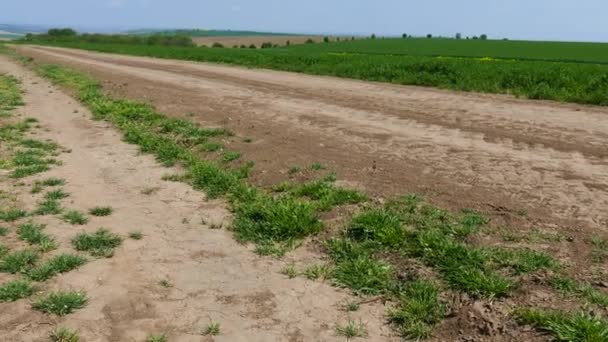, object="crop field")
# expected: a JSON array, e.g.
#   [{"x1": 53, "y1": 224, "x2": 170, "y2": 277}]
[
  {"x1": 22, "y1": 37, "x2": 608, "y2": 106},
  {"x1": 0, "y1": 32, "x2": 607, "y2": 342}
]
